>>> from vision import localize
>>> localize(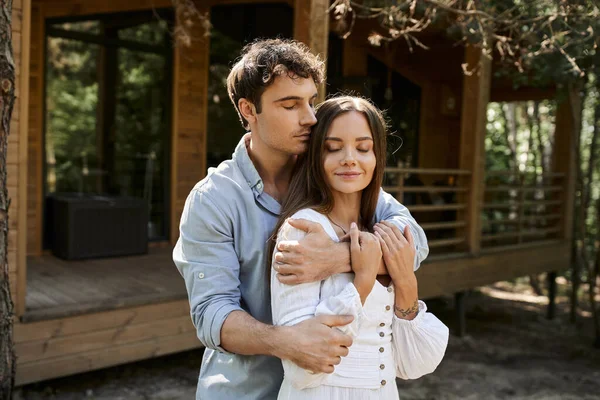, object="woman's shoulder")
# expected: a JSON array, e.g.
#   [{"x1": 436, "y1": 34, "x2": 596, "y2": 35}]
[
  {"x1": 285, "y1": 208, "x2": 339, "y2": 243},
  {"x1": 289, "y1": 208, "x2": 328, "y2": 223}
]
